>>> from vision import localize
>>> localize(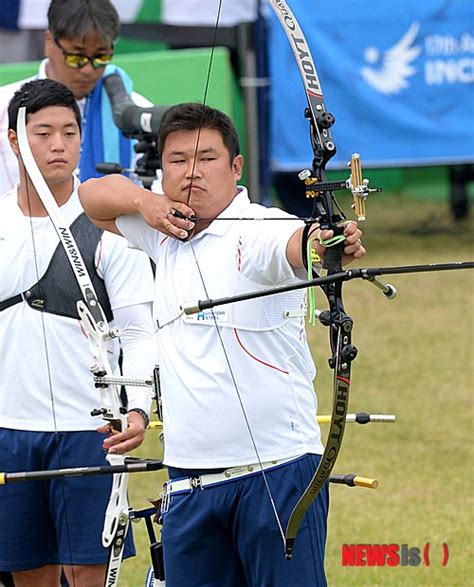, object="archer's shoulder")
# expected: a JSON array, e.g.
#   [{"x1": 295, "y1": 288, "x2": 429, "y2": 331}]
[
  {"x1": 242, "y1": 202, "x2": 302, "y2": 223},
  {"x1": 100, "y1": 227, "x2": 151, "y2": 262},
  {"x1": 0, "y1": 188, "x2": 18, "y2": 211}
]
